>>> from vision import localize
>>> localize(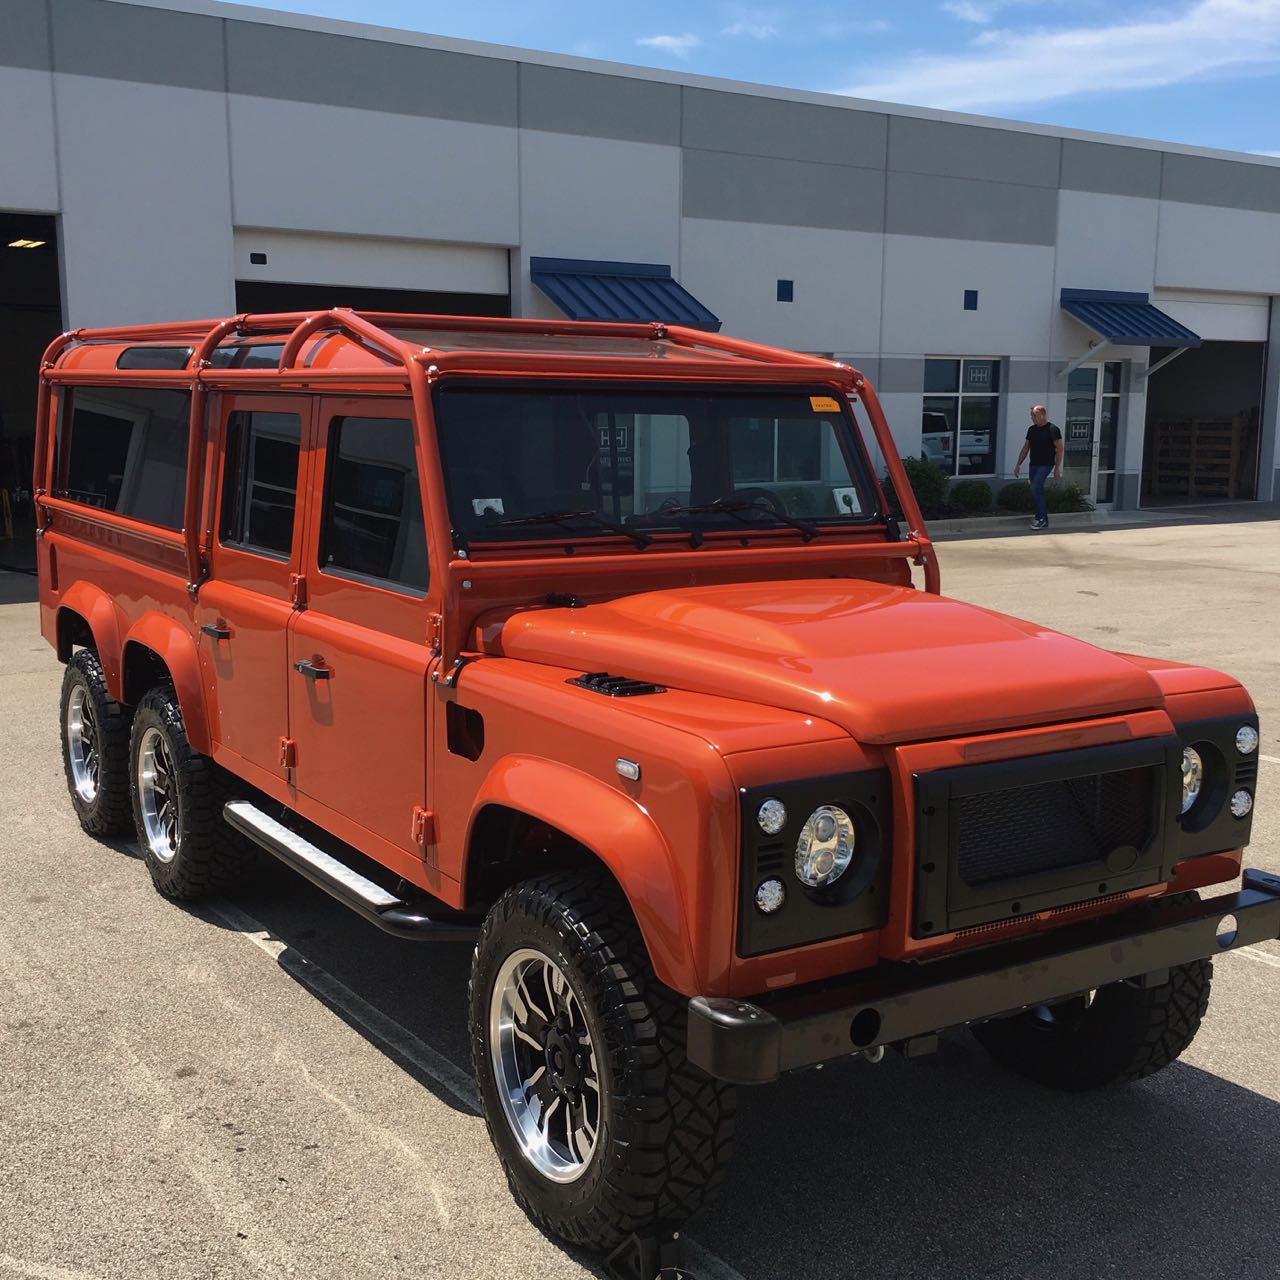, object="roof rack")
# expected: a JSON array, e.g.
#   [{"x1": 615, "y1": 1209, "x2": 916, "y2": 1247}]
[{"x1": 34, "y1": 308, "x2": 937, "y2": 610}]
